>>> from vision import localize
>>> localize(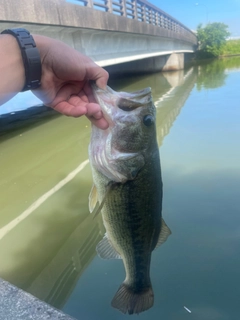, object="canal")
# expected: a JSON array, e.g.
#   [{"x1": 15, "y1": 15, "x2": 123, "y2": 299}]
[{"x1": 0, "y1": 56, "x2": 240, "y2": 320}]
